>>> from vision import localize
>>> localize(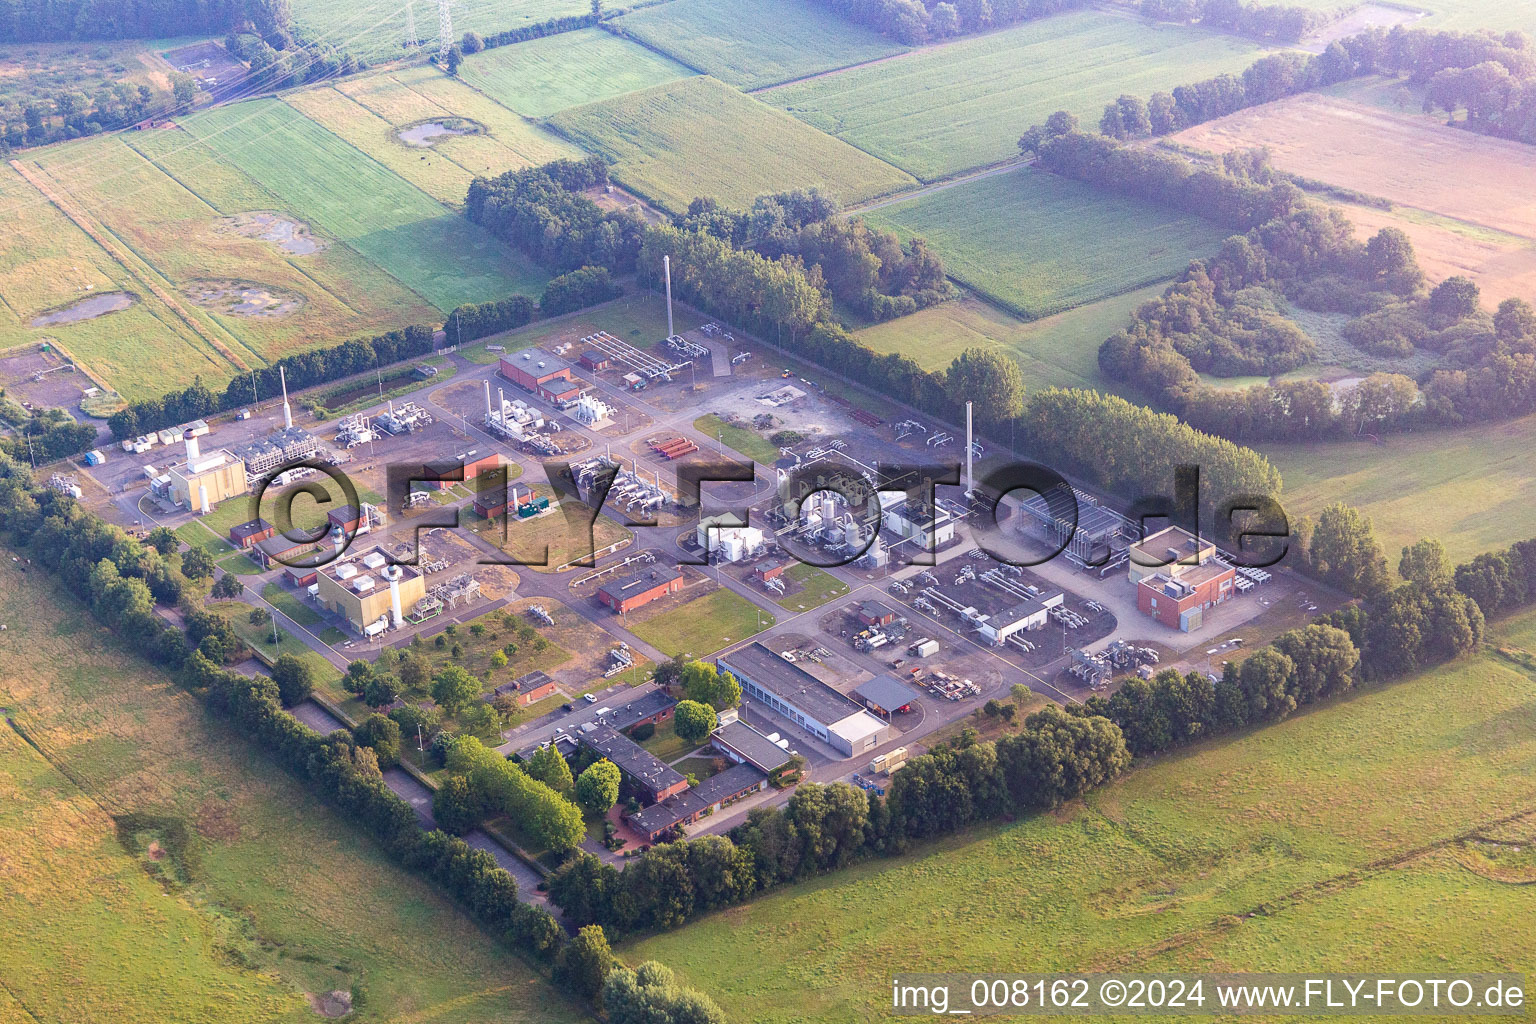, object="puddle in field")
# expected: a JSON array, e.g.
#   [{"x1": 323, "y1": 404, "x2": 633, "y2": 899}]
[
  {"x1": 216, "y1": 211, "x2": 326, "y2": 255},
  {"x1": 184, "y1": 279, "x2": 305, "y2": 317},
  {"x1": 397, "y1": 117, "x2": 483, "y2": 147},
  {"x1": 31, "y1": 291, "x2": 136, "y2": 326}
]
